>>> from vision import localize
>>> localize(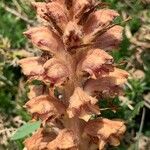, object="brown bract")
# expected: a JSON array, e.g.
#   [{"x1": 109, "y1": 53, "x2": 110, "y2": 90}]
[
  {"x1": 84, "y1": 118, "x2": 126, "y2": 150},
  {"x1": 67, "y1": 87, "x2": 100, "y2": 121},
  {"x1": 24, "y1": 128, "x2": 56, "y2": 150},
  {"x1": 63, "y1": 21, "x2": 83, "y2": 49},
  {"x1": 94, "y1": 26, "x2": 123, "y2": 50},
  {"x1": 43, "y1": 58, "x2": 70, "y2": 85},
  {"x1": 73, "y1": 0, "x2": 95, "y2": 19},
  {"x1": 77, "y1": 49, "x2": 113, "y2": 78},
  {"x1": 46, "y1": 2, "x2": 69, "y2": 31},
  {"x1": 18, "y1": 57, "x2": 44, "y2": 76},
  {"x1": 84, "y1": 68, "x2": 129, "y2": 97},
  {"x1": 84, "y1": 9, "x2": 119, "y2": 35},
  {"x1": 19, "y1": 0, "x2": 128, "y2": 149},
  {"x1": 24, "y1": 26, "x2": 64, "y2": 53},
  {"x1": 19, "y1": 56, "x2": 70, "y2": 86},
  {"x1": 25, "y1": 95, "x2": 65, "y2": 121},
  {"x1": 47, "y1": 129, "x2": 78, "y2": 150}
]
